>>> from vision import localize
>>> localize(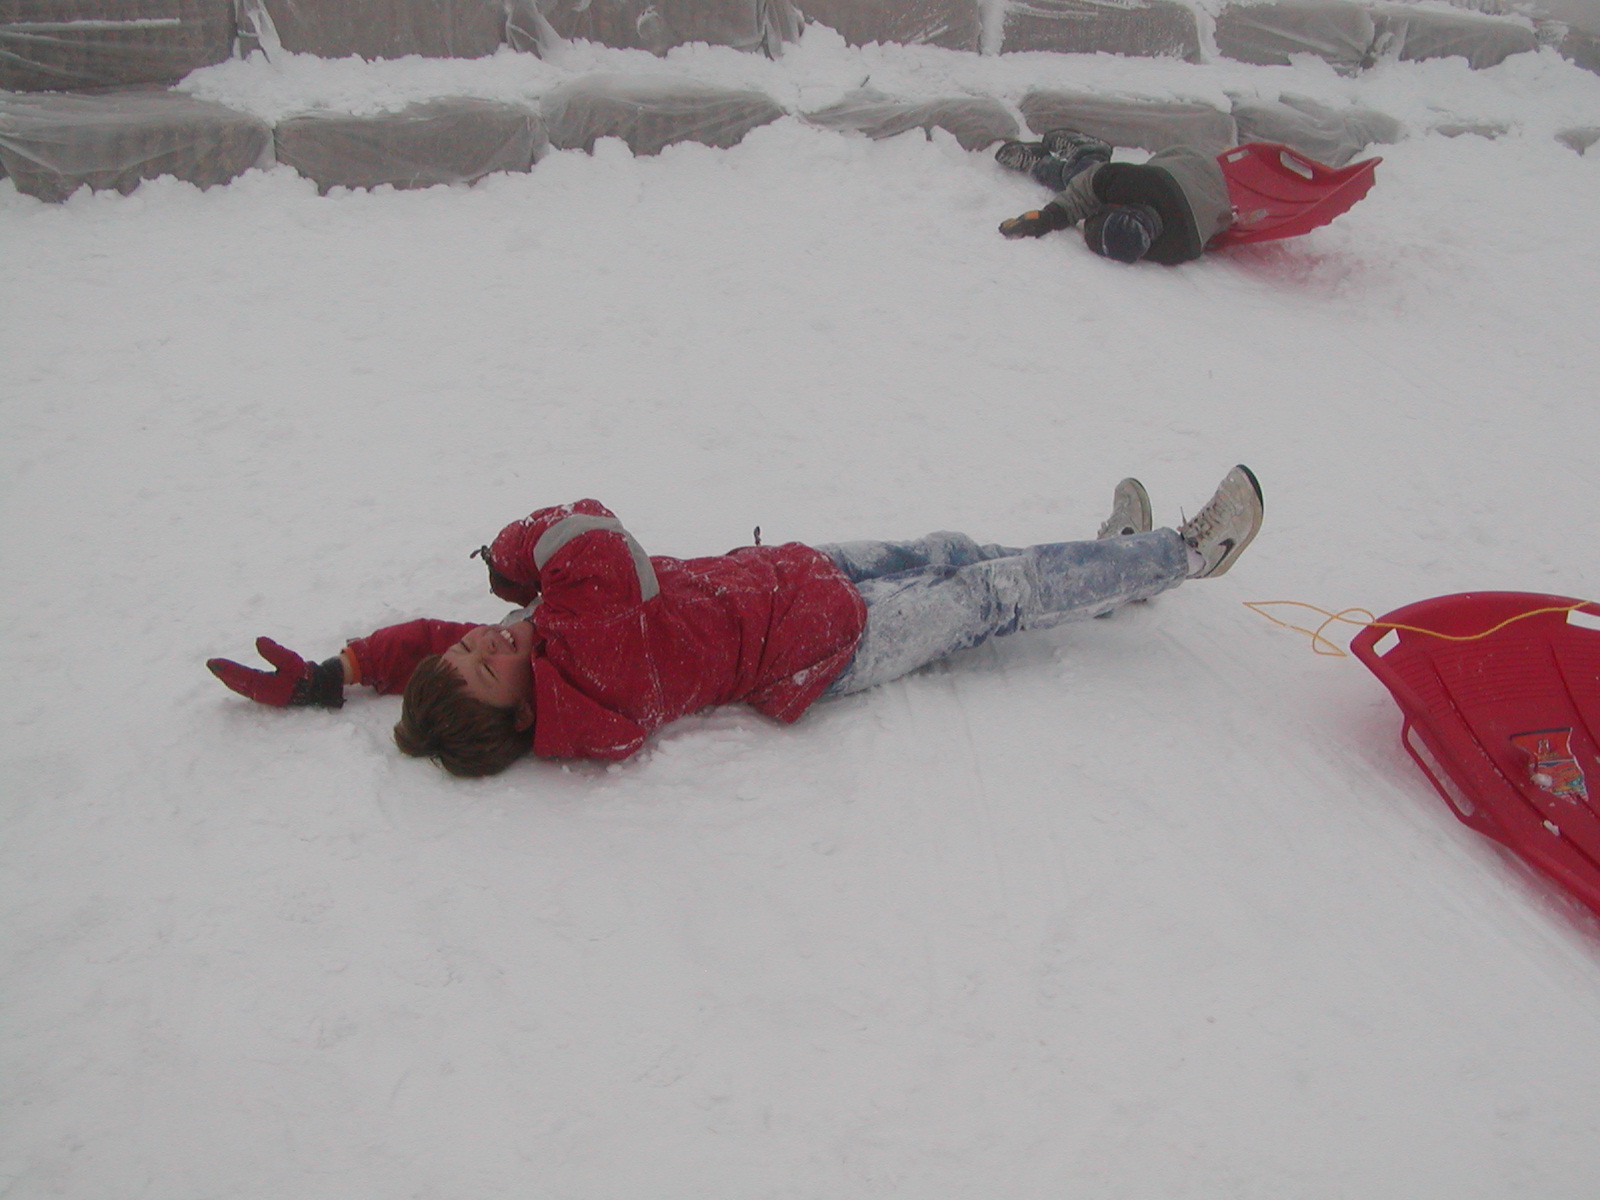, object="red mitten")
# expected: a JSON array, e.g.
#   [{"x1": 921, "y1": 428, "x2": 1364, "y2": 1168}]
[{"x1": 207, "y1": 638, "x2": 345, "y2": 708}]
